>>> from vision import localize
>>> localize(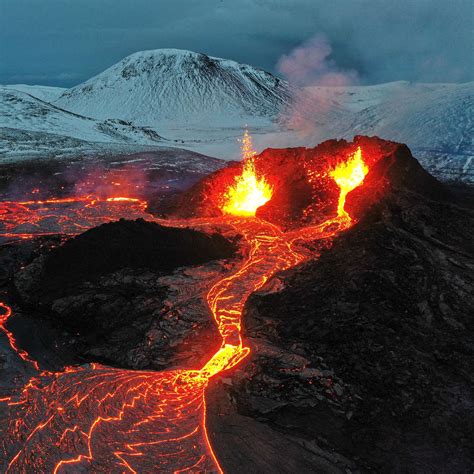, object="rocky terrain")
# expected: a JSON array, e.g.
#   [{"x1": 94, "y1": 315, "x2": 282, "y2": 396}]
[
  {"x1": 206, "y1": 145, "x2": 474, "y2": 473},
  {"x1": 0, "y1": 148, "x2": 225, "y2": 202},
  {"x1": 0, "y1": 137, "x2": 472, "y2": 472},
  {"x1": 8, "y1": 219, "x2": 236, "y2": 371}
]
